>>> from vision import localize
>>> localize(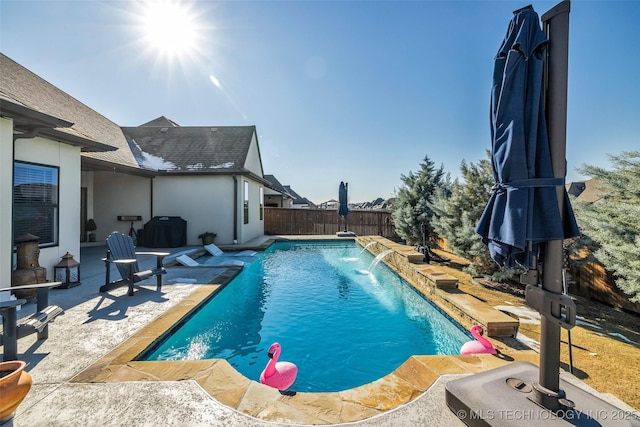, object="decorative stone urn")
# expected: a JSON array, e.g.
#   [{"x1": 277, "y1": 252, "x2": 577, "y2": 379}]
[
  {"x1": 12, "y1": 233, "x2": 47, "y2": 300},
  {"x1": 0, "y1": 360, "x2": 33, "y2": 423}
]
